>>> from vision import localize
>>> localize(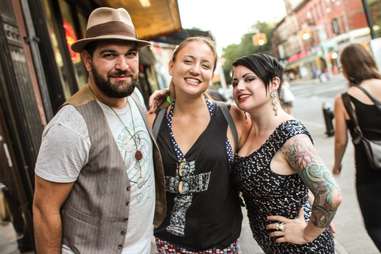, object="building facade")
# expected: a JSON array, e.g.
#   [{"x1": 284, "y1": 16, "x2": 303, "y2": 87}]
[{"x1": 273, "y1": 0, "x2": 370, "y2": 79}]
